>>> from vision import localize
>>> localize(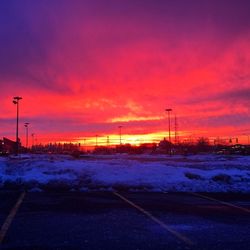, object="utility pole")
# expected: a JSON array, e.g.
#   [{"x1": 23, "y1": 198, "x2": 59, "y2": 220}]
[
  {"x1": 165, "y1": 109, "x2": 172, "y2": 143},
  {"x1": 24, "y1": 122, "x2": 30, "y2": 149},
  {"x1": 165, "y1": 108, "x2": 172, "y2": 155},
  {"x1": 174, "y1": 114, "x2": 178, "y2": 144},
  {"x1": 13, "y1": 96, "x2": 22, "y2": 155}
]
